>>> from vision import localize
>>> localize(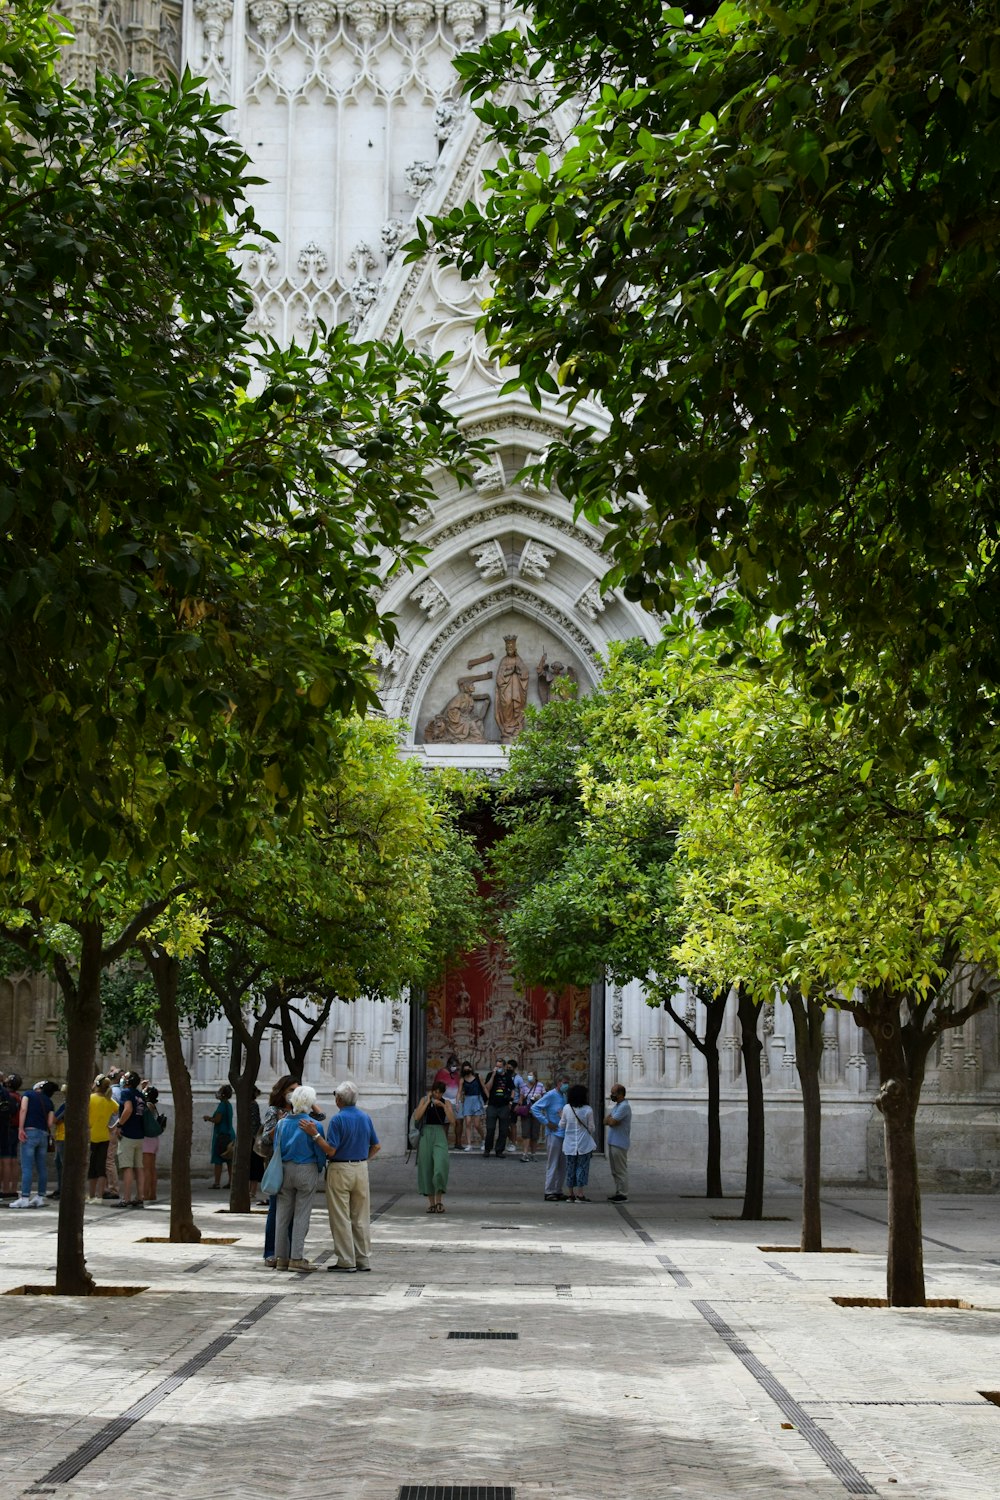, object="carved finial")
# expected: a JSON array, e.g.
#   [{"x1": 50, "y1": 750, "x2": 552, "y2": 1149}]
[
  {"x1": 249, "y1": 0, "x2": 289, "y2": 44},
  {"x1": 193, "y1": 0, "x2": 234, "y2": 62},
  {"x1": 446, "y1": 1, "x2": 483, "y2": 45},
  {"x1": 346, "y1": 0, "x2": 384, "y2": 42},
  {"x1": 397, "y1": 0, "x2": 434, "y2": 43}
]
